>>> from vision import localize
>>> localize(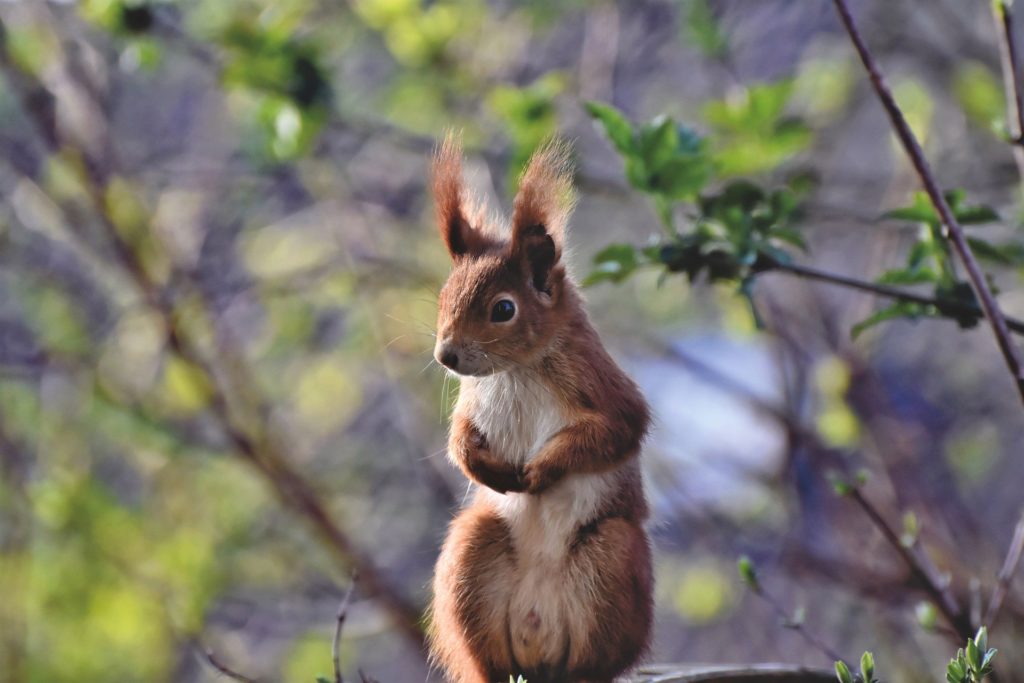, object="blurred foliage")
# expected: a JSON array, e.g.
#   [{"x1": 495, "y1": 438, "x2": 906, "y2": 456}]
[{"x1": 3, "y1": 1, "x2": 1024, "y2": 682}]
